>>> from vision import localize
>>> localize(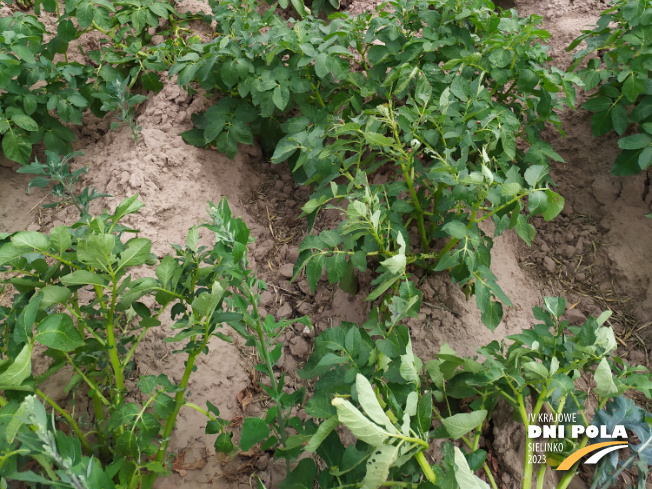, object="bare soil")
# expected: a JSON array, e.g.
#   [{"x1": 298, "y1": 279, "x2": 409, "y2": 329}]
[{"x1": 0, "y1": 0, "x2": 650, "y2": 488}]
